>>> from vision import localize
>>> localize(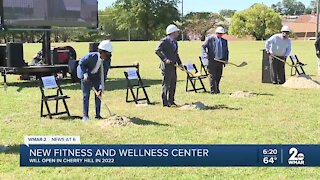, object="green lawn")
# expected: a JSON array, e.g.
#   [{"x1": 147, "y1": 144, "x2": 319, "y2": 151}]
[{"x1": 1, "y1": 40, "x2": 320, "y2": 179}]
